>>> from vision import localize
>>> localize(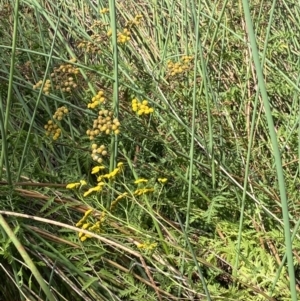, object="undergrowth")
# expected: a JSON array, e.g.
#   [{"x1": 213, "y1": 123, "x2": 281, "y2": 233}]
[{"x1": 0, "y1": 0, "x2": 300, "y2": 300}]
